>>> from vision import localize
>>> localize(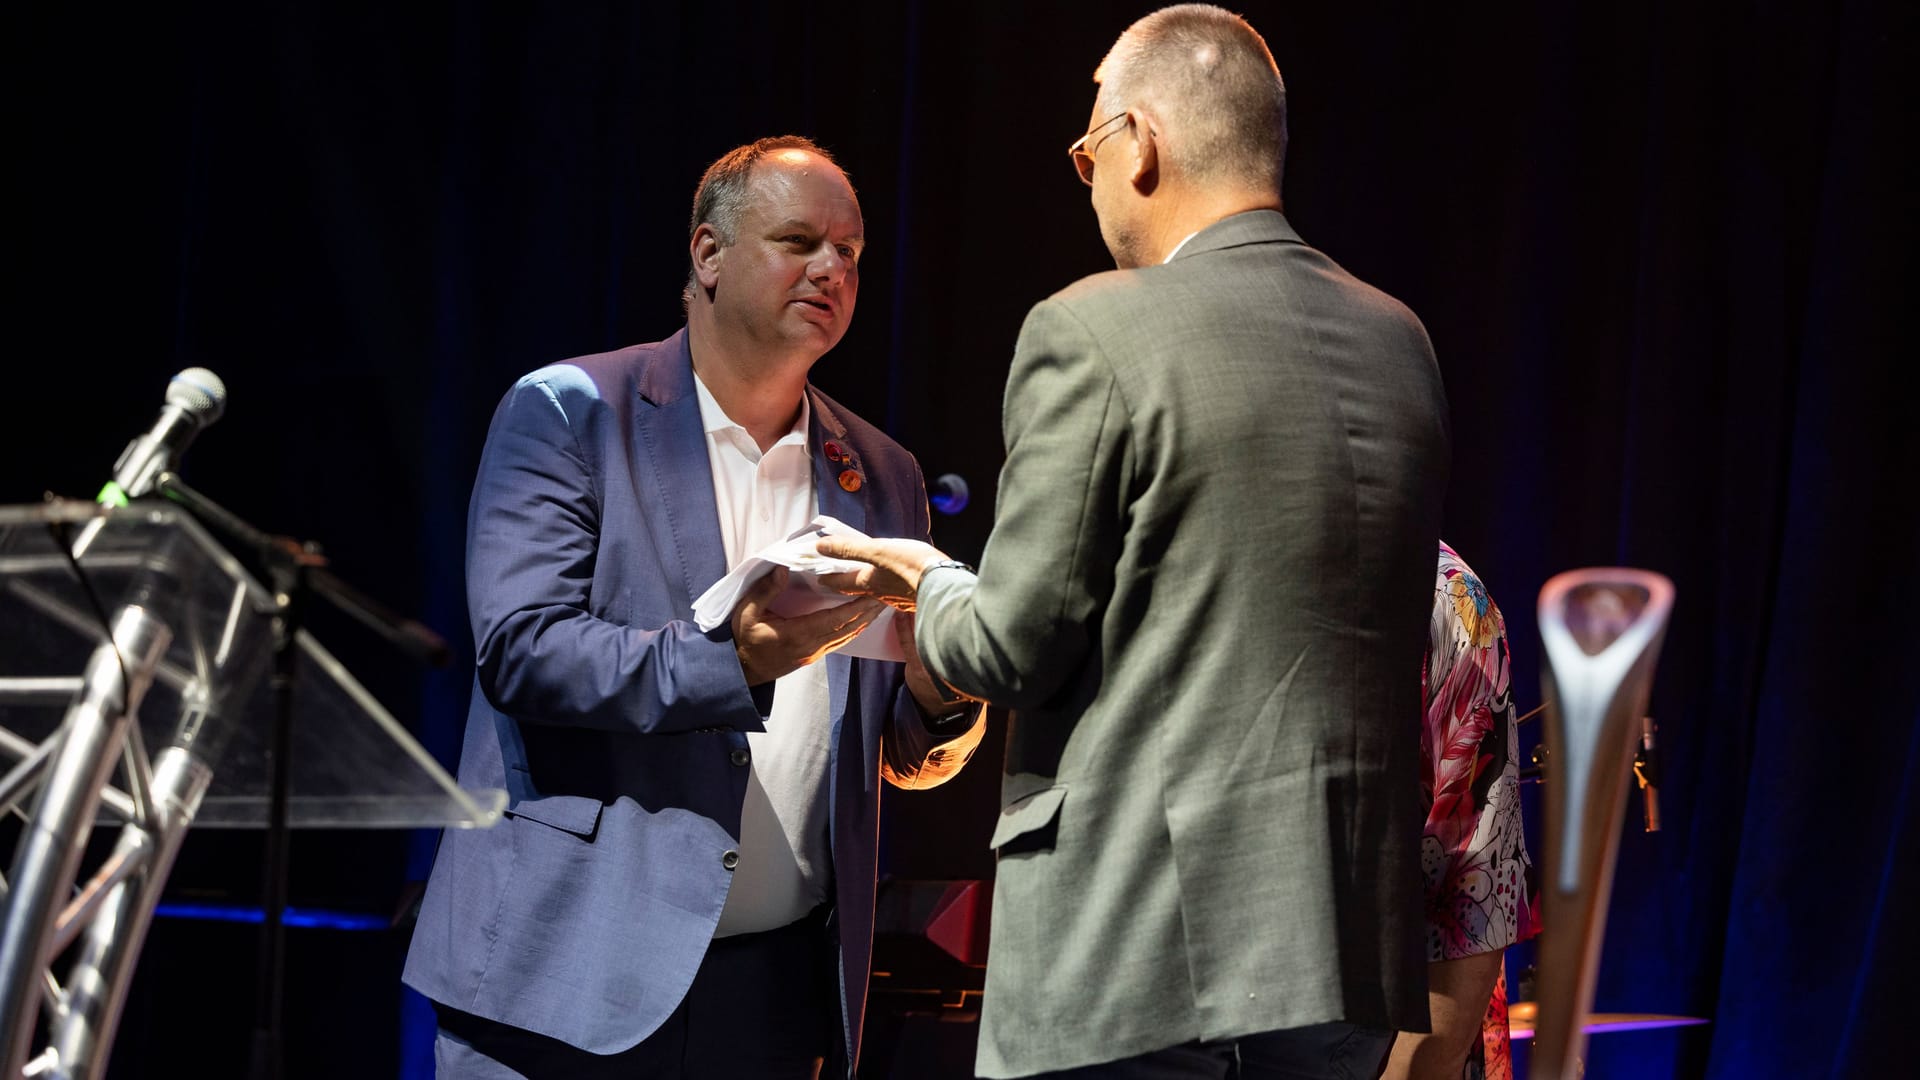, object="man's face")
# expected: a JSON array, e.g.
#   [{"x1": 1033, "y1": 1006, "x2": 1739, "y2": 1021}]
[{"x1": 709, "y1": 151, "x2": 864, "y2": 360}]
